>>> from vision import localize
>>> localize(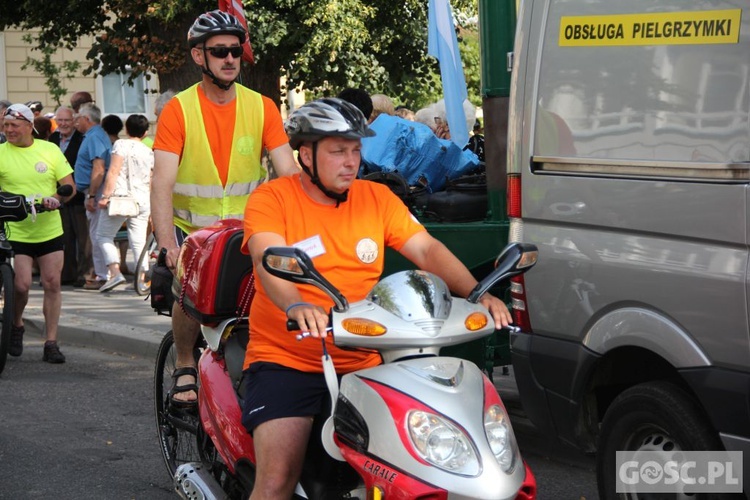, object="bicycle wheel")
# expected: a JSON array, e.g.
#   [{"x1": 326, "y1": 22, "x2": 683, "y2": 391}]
[
  {"x1": 135, "y1": 232, "x2": 157, "y2": 296},
  {"x1": 0, "y1": 261, "x2": 15, "y2": 375},
  {"x1": 154, "y1": 330, "x2": 203, "y2": 477}
]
